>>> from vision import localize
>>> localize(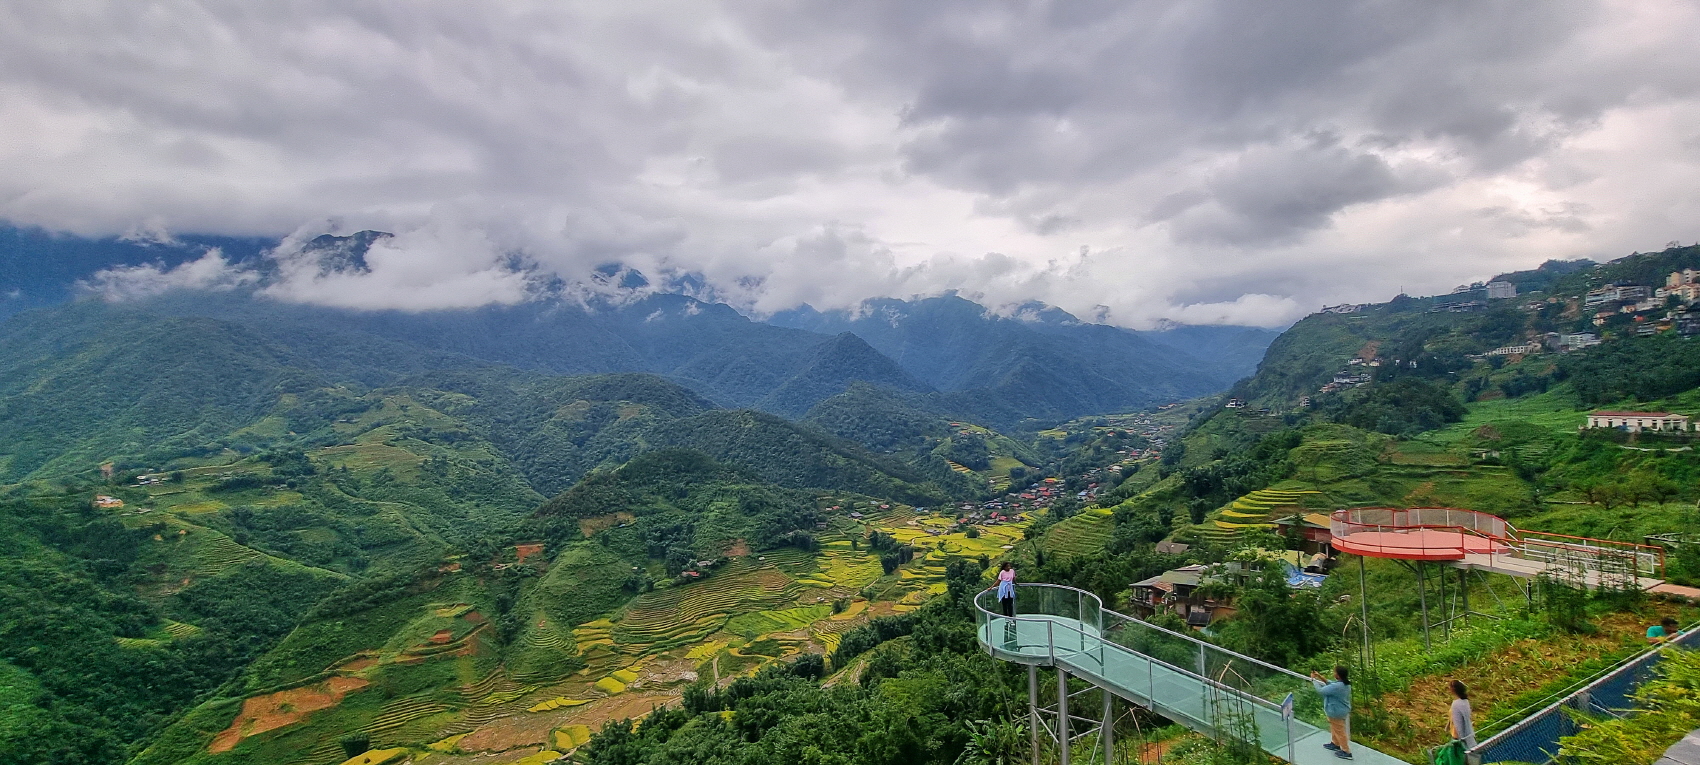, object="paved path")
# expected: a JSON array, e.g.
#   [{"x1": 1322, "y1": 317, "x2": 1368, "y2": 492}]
[
  {"x1": 1657, "y1": 729, "x2": 1700, "y2": 765},
  {"x1": 1453, "y1": 552, "x2": 1663, "y2": 590},
  {"x1": 977, "y1": 616, "x2": 1405, "y2": 765}
]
